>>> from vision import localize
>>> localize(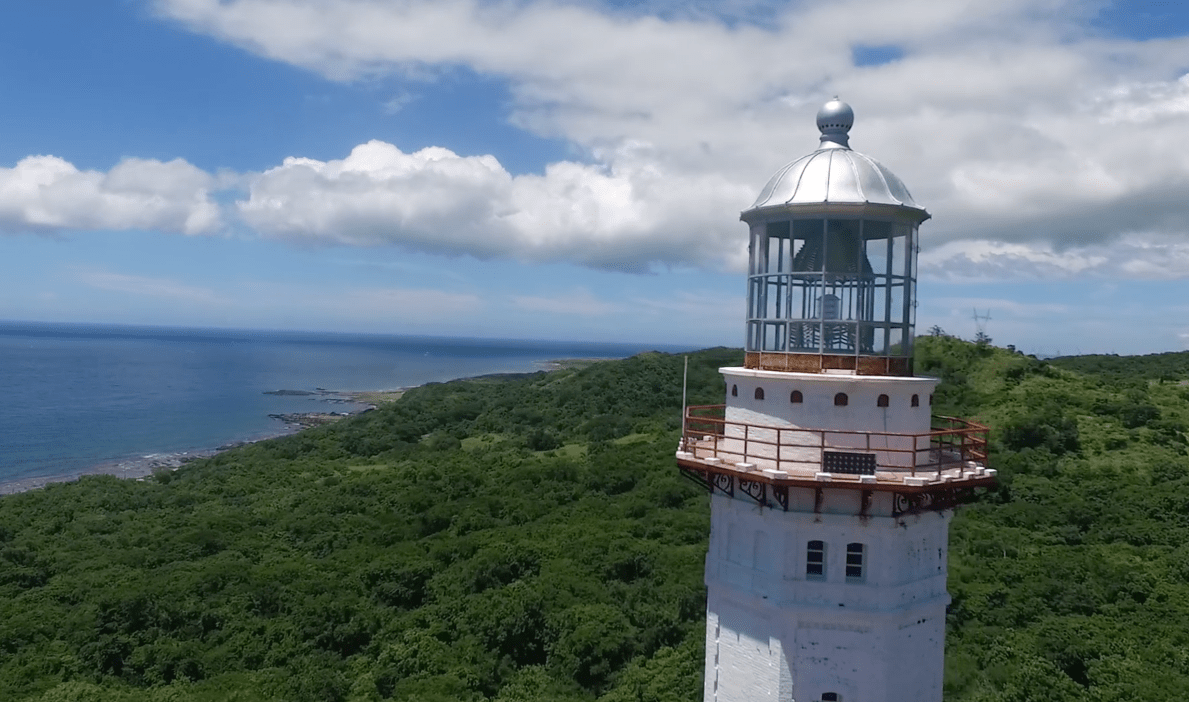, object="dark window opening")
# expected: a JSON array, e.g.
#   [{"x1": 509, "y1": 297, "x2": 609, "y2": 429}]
[
  {"x1": 791, "y1": 390, "x2": 803, "y2": 403},
  {"x1": 822, "y1": 694, "x2": 840, "y2": 702},
  {"x1": 846, "y1": 543, "x2": 864, "y2": 580},
  {"x1": 911, "y1": 394, "x2": 920, "y2": 407},
  {"x1": 929, "y1": 393, "x2": 933, "y2": 405},
  {"x1": 806, "y1": 540, "x2": 825, "y2": 578},
  {"x1": 834, "y1": 392, "x2": 848, "y2": 407},
  {"x1": 754, "y1": 387, "x2": 765, "y2": 401},
  {"x1": 731, "y1": 384, "x2": 738, "y2": 397},
  {"x1": 877, "y1": 394, "x2": 889, "y2": 407}
]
